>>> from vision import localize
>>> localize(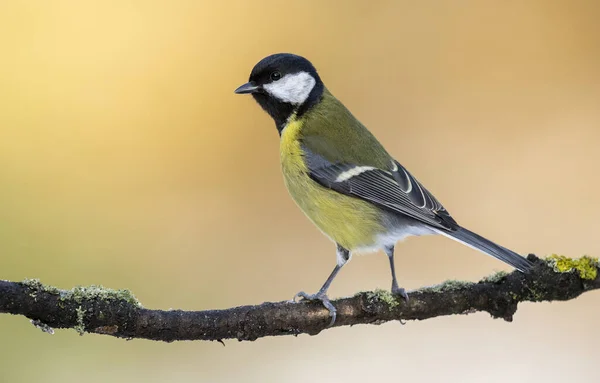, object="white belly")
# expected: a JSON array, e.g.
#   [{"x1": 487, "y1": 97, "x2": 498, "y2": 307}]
[{"x1": 351, "y1": 225, "x2": 435, "y2": 254}]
